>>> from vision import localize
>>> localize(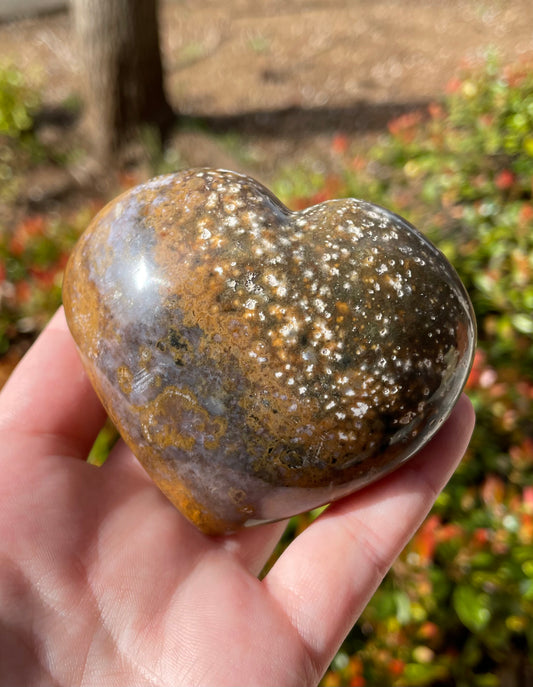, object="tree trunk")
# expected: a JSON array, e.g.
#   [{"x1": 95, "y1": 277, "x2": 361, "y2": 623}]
[{"x1": 72, "y1": 0, "x2": 174, "y2": 163}]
